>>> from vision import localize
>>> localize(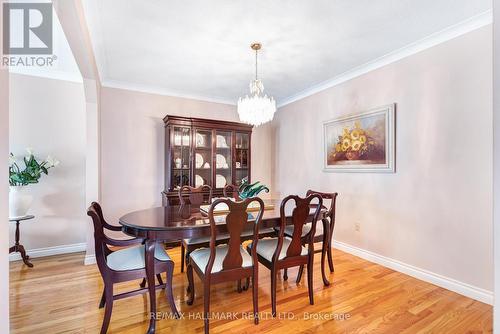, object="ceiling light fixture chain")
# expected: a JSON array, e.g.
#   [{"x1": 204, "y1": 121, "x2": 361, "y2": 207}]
[
  {"x1": 255, "y1": 46, "x2": 258, "y2": 80},
  {"x1": 237, "y1": 42, "x2": 276, "y2": 127}
]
